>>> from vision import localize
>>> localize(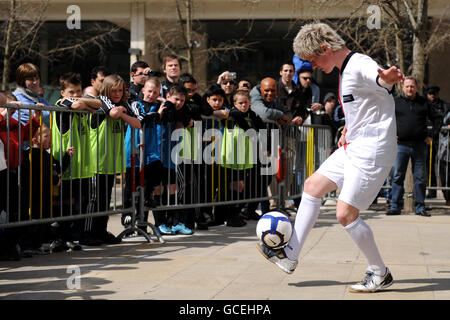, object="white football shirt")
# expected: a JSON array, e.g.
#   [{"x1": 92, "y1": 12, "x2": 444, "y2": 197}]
[{"x1": 338, "y1": 52, "x2": 397, "y2": 170}]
